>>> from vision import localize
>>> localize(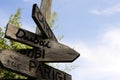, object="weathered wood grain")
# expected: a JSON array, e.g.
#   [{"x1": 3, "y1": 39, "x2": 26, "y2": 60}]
[
  {"x1": 0, "y1": 50, "x2": 71, "y2": 80},
  {"x1": 0, "y1": 50, "x2": 36, "y2": 77},
  {"x1": 5, "y1": 24, "x2": 80, "y2": 62},
  {"x1": 32, "y1": 4, "x2": 58, "y2": 42}
]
